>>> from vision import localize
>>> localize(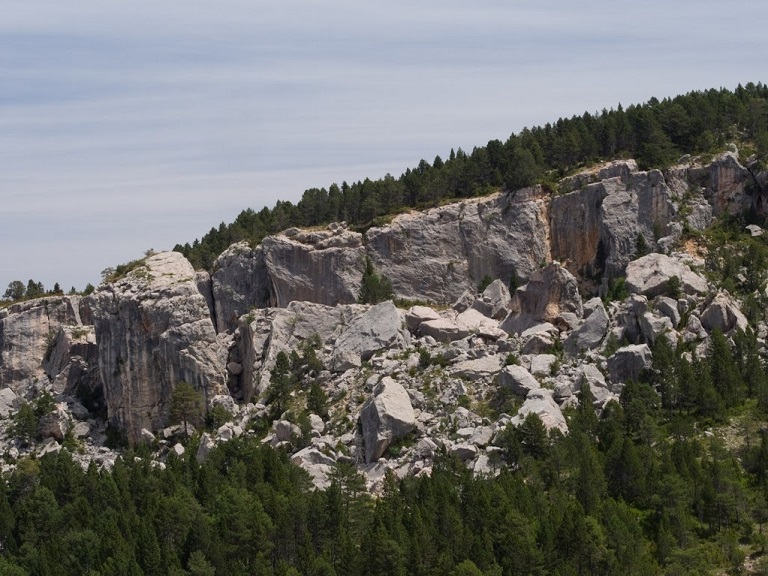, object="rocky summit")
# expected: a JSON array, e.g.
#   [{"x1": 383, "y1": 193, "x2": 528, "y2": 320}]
[{"x1": 0, "y1": 150, "x2": 766, "y2": 490}]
